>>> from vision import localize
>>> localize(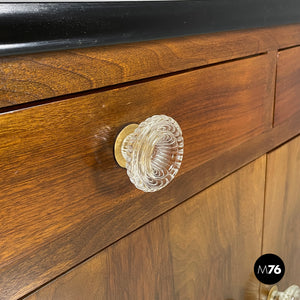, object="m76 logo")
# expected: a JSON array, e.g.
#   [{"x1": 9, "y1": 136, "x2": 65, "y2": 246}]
[
  {"x1": 254, "y1": 254, "x2": 285, "y2": 284},
  {"x1": 257, "y1": 265, "x2": 282, "y2": 274}
]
